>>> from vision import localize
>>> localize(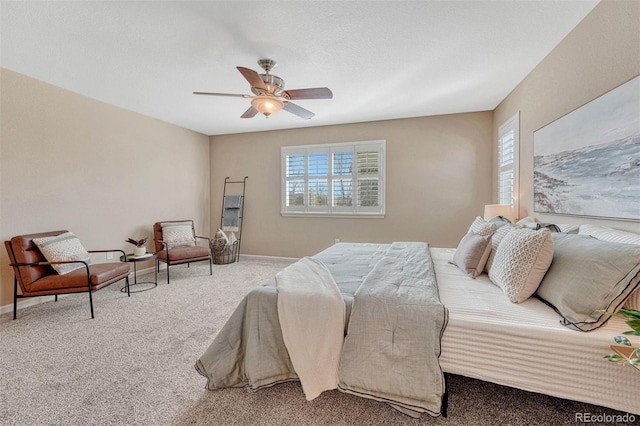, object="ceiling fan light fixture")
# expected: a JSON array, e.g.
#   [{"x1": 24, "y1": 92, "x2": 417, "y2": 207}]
[{"x1": 251, "y1": 95, "x2": 284, "y2": 117}]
